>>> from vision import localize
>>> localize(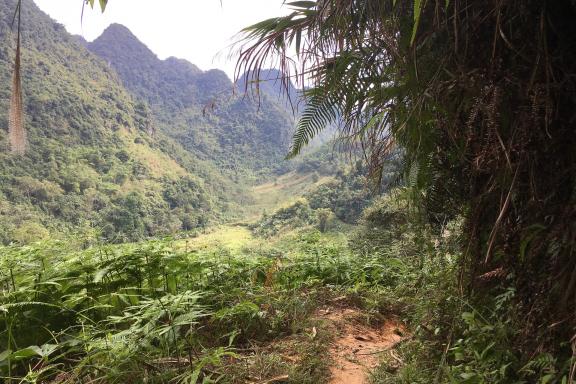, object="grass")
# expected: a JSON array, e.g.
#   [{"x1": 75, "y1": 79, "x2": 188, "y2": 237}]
[
  {"x1": 174, "y1": 225, "x2": 255, "y2": 253},
  {"x1": 120, "y1": 128, "x2": 189, "y2": 179},
  {"x1": 246, "y1": 171, "x2": 334, "y2": 219}
]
